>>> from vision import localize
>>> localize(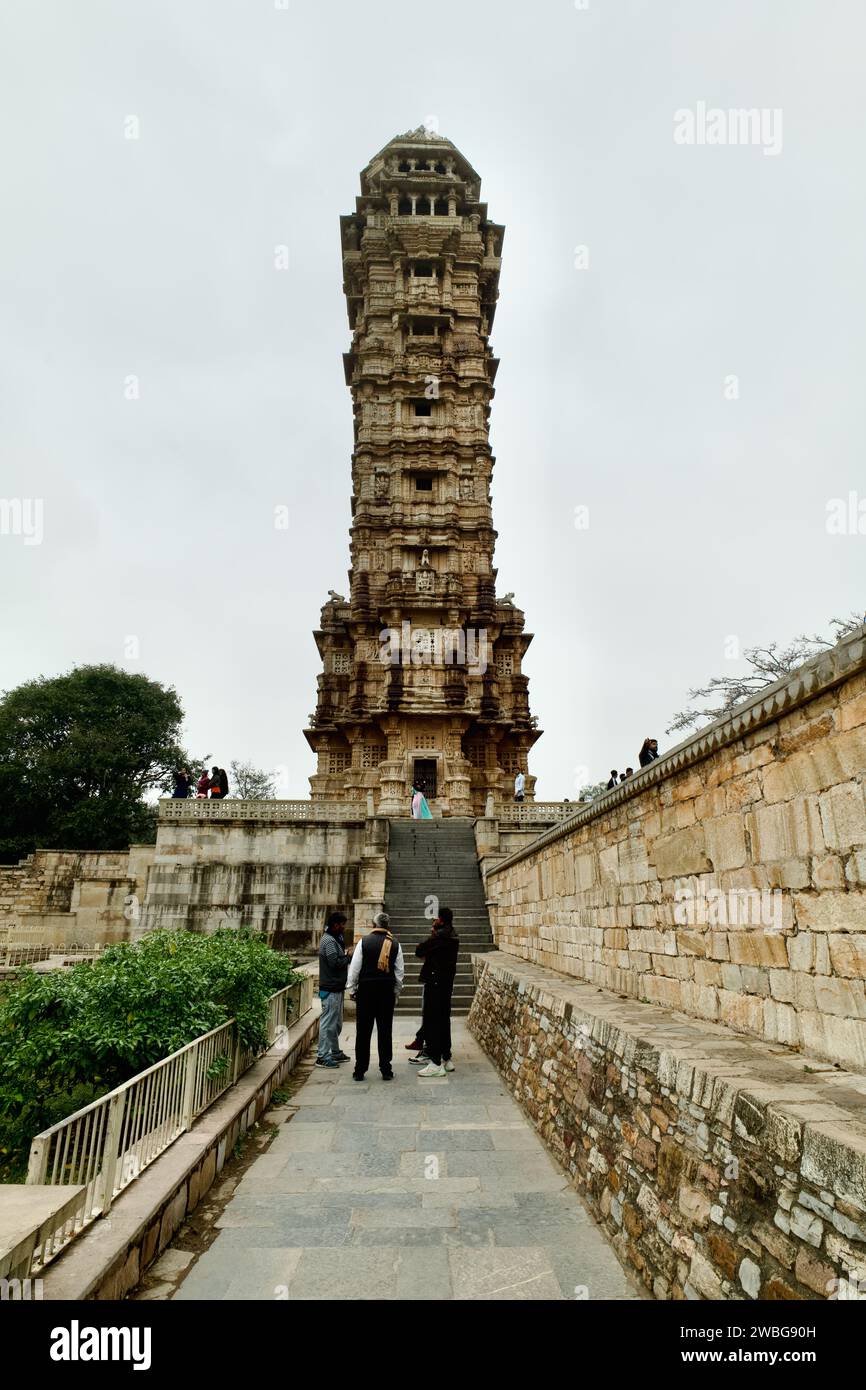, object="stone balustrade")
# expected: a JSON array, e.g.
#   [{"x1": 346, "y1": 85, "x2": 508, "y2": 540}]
[
  {"x1": 495, "y1": 801, "x2": 574, "y2": 825},
  {"x1": 157, "y1": 799, "x2": 365, "y2": 824}
]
